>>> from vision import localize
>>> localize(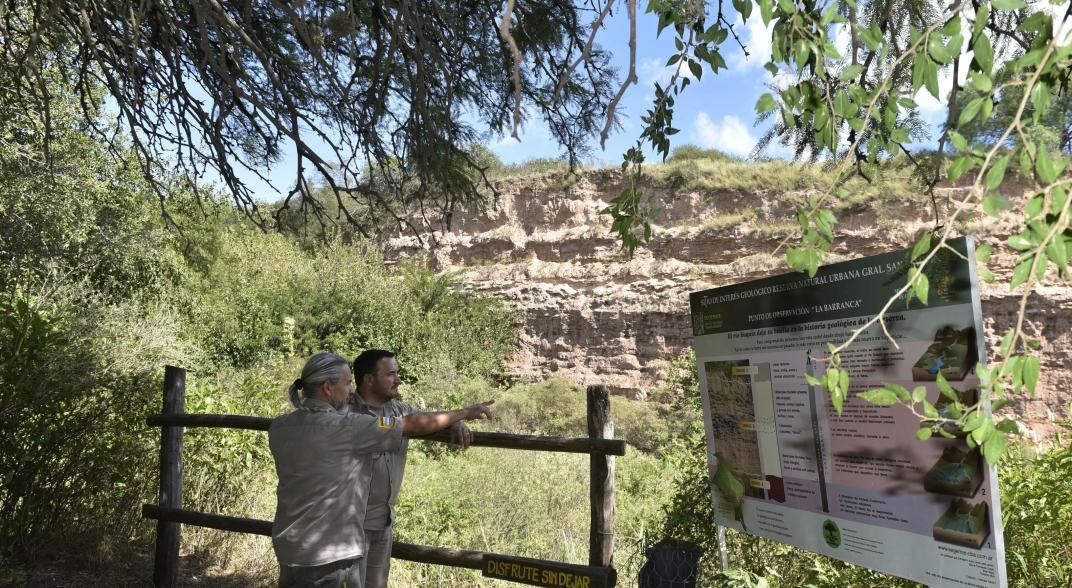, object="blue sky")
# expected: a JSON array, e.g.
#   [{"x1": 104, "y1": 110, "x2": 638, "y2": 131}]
[{"x1": 488, "y1": 7, "x2": 790, "y2": 167}]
